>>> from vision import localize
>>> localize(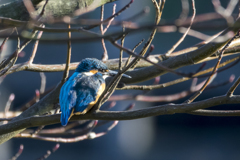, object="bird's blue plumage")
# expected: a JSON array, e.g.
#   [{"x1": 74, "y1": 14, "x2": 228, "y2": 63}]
[{"x1": 59, "y1": 58, "x2": 107, "y2": 126}]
